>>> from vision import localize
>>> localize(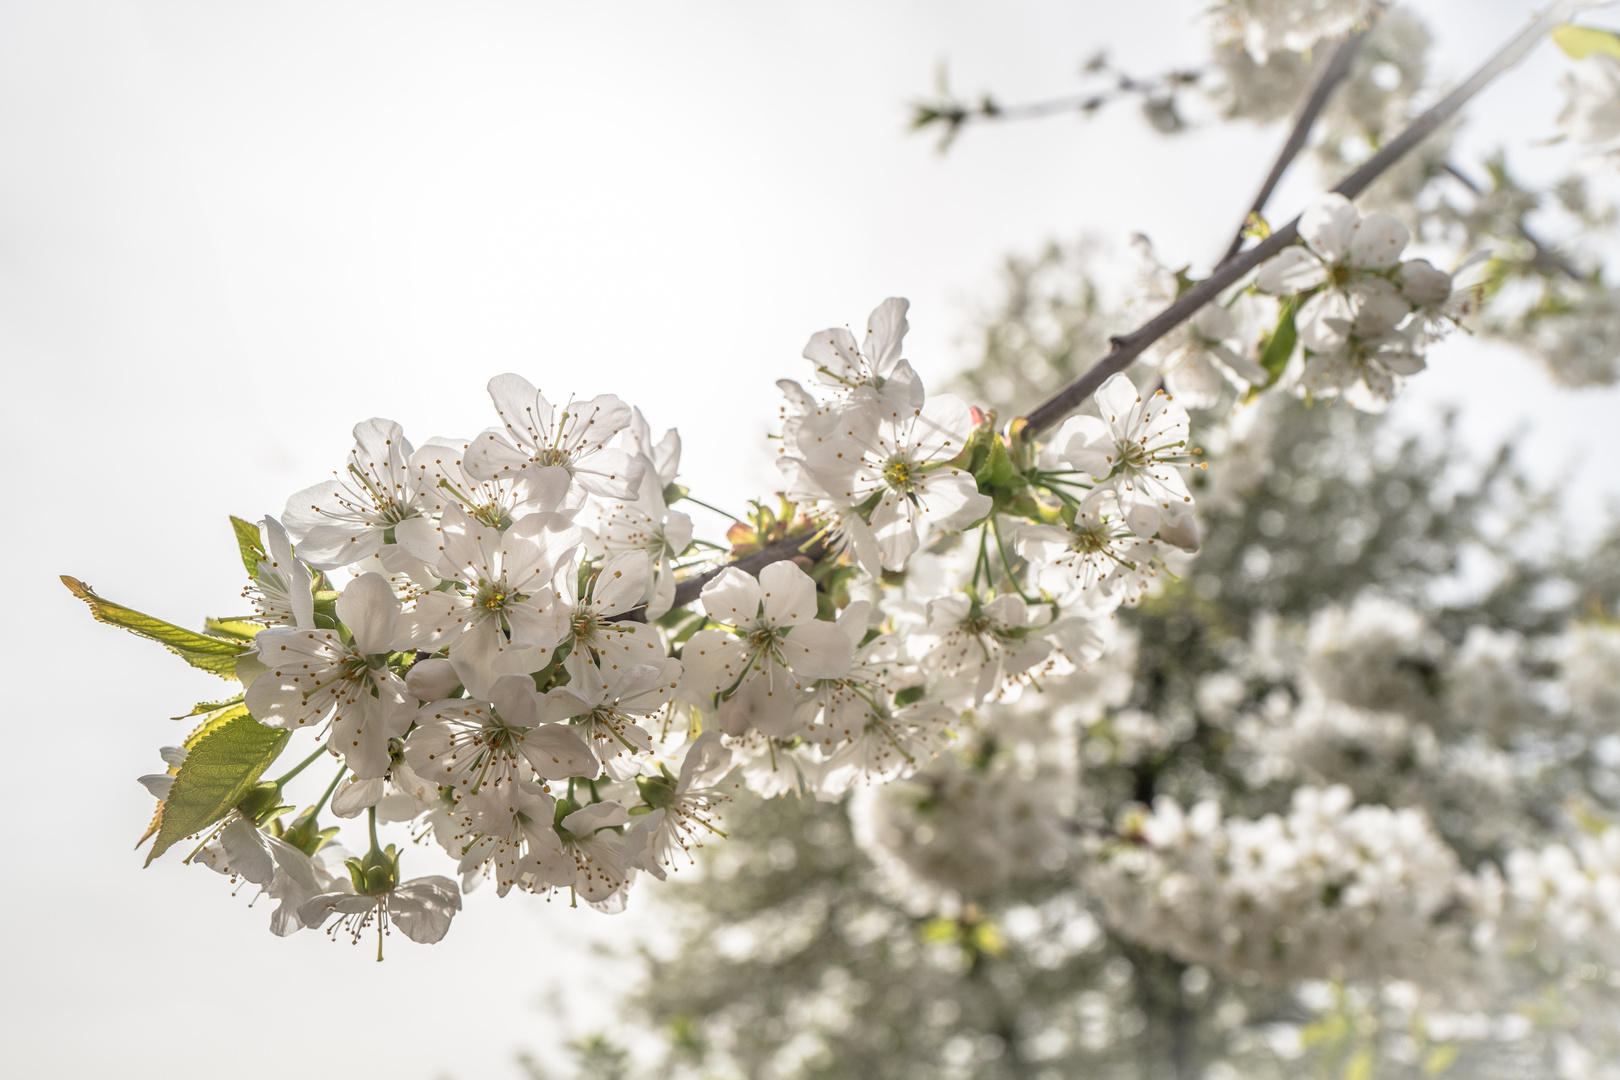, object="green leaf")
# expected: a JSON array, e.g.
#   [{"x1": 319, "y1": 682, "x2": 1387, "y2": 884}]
[
  {"x1": 1258, "y1": 296, "x2": 1299, "y2": 384},
  {"x1": 62, "y1": 576, "x2": 250, "y2": 680},
  {"x1": 171, "y1": 694, "x2": 245, "y2": 720},
  {"x1": 146, "y1": 713, "x2": 288, "y2": 865},
  {"x1": 1553, "y1": 24, "x2": 1620, "y2": 61},
  {"x1": 205, "y1": 617, "x2": 263, "y2": 641},
  {"x1": 231, "y1": 516, "x2": 267, "y2": 577}
]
